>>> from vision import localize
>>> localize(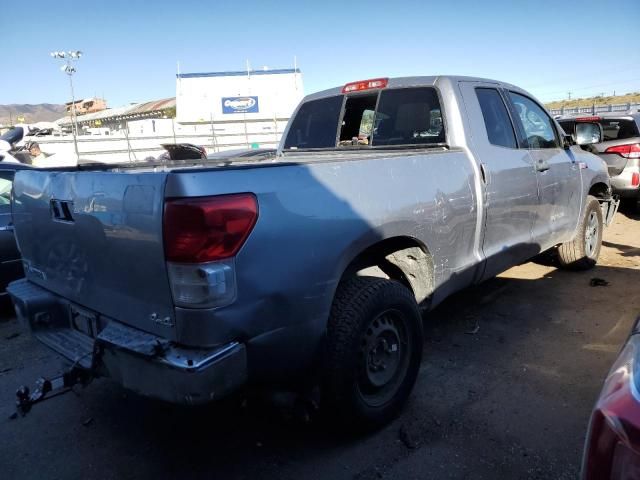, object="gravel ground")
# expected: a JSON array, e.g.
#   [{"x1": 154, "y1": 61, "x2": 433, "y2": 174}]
[{"x1": 1, "y1": 204, "x2": 639, "y2": 480}]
